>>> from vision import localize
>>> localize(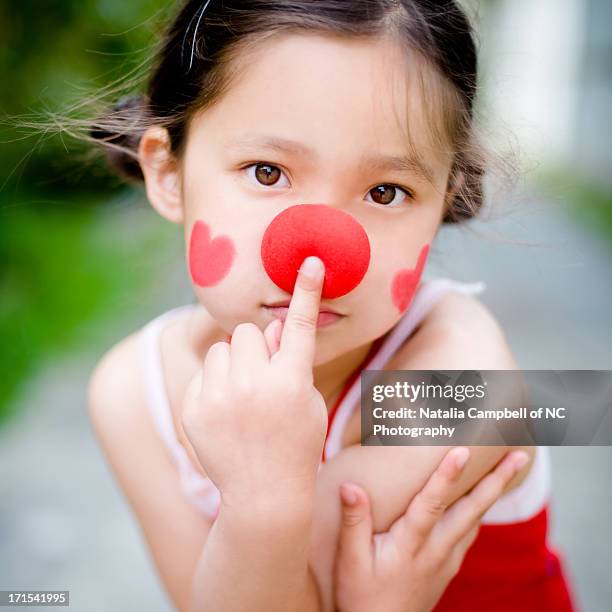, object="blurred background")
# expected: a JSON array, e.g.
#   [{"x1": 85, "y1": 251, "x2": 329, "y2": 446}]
[{"x1": 0, "y1": 0, "x2": 610, "y2": 610}]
